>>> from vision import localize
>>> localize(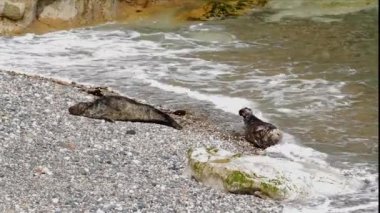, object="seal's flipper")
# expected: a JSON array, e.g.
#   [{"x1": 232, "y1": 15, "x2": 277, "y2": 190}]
[{"x1": 104, "y1": 118, "x2": 115, "y2": 123}]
